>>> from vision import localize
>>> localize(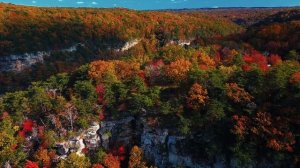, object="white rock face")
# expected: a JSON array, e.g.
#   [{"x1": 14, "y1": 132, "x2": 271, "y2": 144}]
[
  {"x1": 116, "y1": 39, "x2": 140, "y2": 52},
  {"x1": 0, "y1": 51, "x2": 49, "y2": 72},
  {"x1": 0, "y1": 43, "x2": 83, "y2": 72},
  {"x1": 167, "y1": 39, "x2": 193, "y2": 47},
  {"x1": 55, "y1": 122, "x2": 101, "y2": 158}
]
